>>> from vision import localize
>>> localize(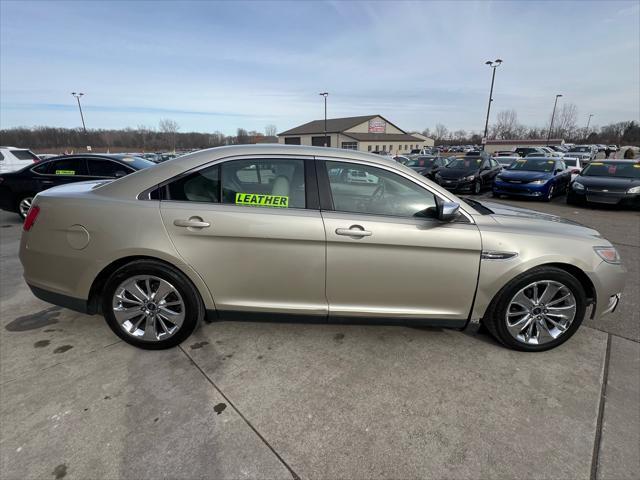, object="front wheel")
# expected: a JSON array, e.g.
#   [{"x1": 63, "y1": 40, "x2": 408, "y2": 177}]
[
  {"x1": 472, "y1": 180, "x2": 482, "y2": 195},
  {"x1": 102, "y1": 260, "x2": 203, "y2": 349},
  {"x1": 482, "y1": 267, "x2": 587, "y2": 351}
]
